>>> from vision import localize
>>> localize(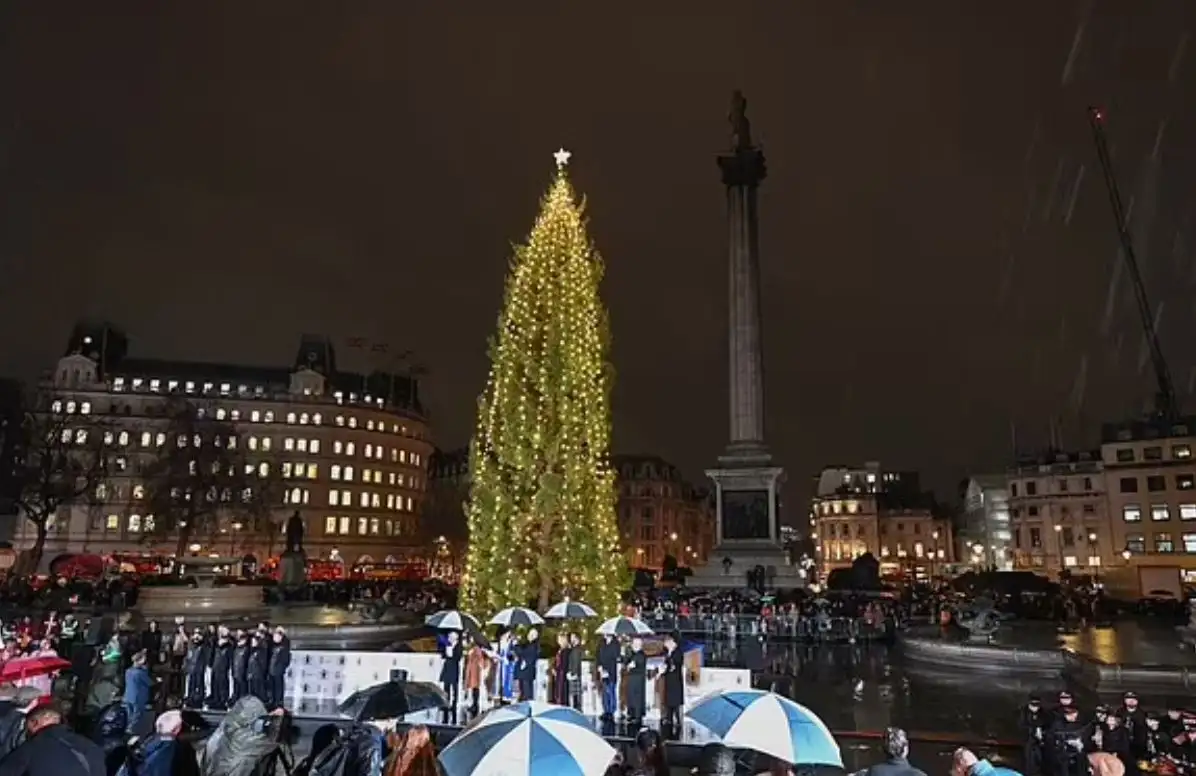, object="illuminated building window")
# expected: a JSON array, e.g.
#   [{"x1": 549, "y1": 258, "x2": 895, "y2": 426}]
[
  {"x1": 346, "y1": 442, "x2": 356, "y2": 456},
  {"x1": 325, "y1": 517, "x2": 337, "y2": 535},
  {"x1": 128, "y1": 515, "x2": 142, "y2": 533},
  {"x1": 248, "y1": 437, "x2": 258, "y2": 451},
  {"x1": 168, "y1": 380, "x2": 179, "y2": 392},
  {"x1": 287, "y1": 413, "x2": 297, "y2": 424},
  {"x1": 251, "y1": 411, "x2": 261, "y2": 422},
  {"x1": 313, "y1": 413, "x2": 323, "y2": 425},
  {"x1": 336, "y1": 415, "x2": 345, "y2": 426},
  {"x1": 365, "y1": 444, "x2": 373, "y2": 458},
  {"x1": 264, "y1": 411, "x2": 274, "y2": 422},
  {"x1": 112, "y1": 378, "x2": 125, "y2": 392},
  {"x1": 106, "y1": 514, "x2": 119, "y2": 531},
  {"x1": 310, "y1": 440, "x2": 321, "y2": 454},
  {"x1": 1123, "y1": 505, "x2": 1142, "y2": 522},
  {"x1": 349, "y1": 417, "x2": 358, "y2": 429},
  {"x1": 329, "y1": 491, "x2": 340, "y2": 506},
  {"x1": 132, "y1": 485, "x2": 144, "y2": 500},
  {"x1": 261, "y1": 437, "x2": 272, "y2": 451},
  {"x1": 258, "y1": 462, "x2": 270, "y2": 477},
  {"x1": 1063, "y1": 556, "x2": 1077, "y2": 567},
  {"x1": 284, "y1": 438, "x2": 295, "y2": 451},
  {"x1": 339, "y1": 516, "x2": 350, "y2": 534},
  {"x1": 331, "y1": 465, "x2": 341, "y2": 481},
  {"x1": 1151, "y1": 504, "x2": 1171, "y2": 522},
  {"x1": 344, "y1": 466, "x2": 355, "y2": 482},
  {"x1": 80, "y1": 402, "x2": 92, "y2": 415},
  {"x1": 297, "y1": 439, "x2": 308, "y2": 453}
]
